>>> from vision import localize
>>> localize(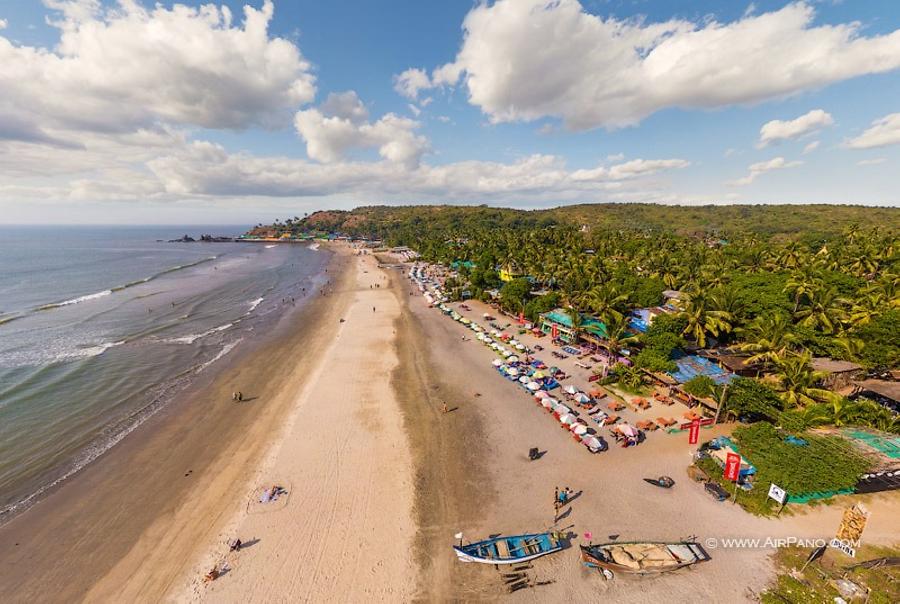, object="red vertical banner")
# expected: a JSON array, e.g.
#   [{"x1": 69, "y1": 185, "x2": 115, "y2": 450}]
[
  {"x1": 688, "y1": 419, "x2": 700, "y2": 444},
  {"x1": 551, "y1": 324, "x2": 558, "y2": 339},
  {"x1": 724, "y1": 452, "x2": 741, "y2": 482}
]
